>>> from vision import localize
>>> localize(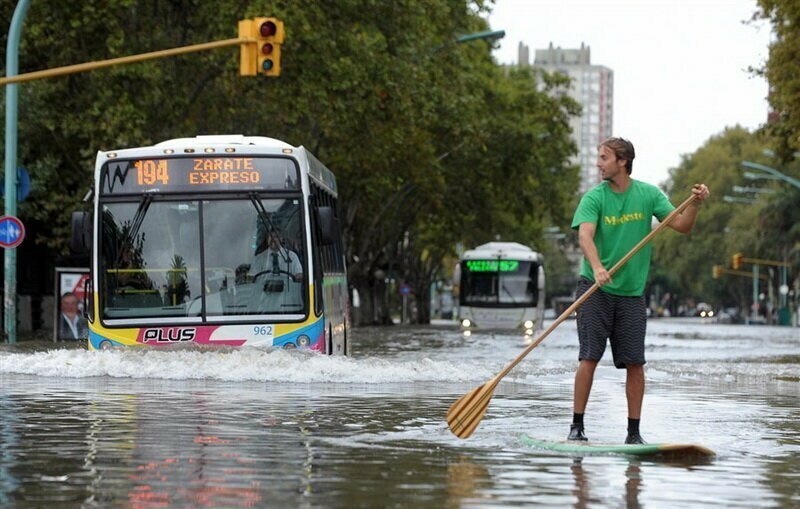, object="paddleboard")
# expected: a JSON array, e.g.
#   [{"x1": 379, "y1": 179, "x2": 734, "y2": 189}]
[{"x1": 520, "y1": 434, "x2": 715, "y2": 459}]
